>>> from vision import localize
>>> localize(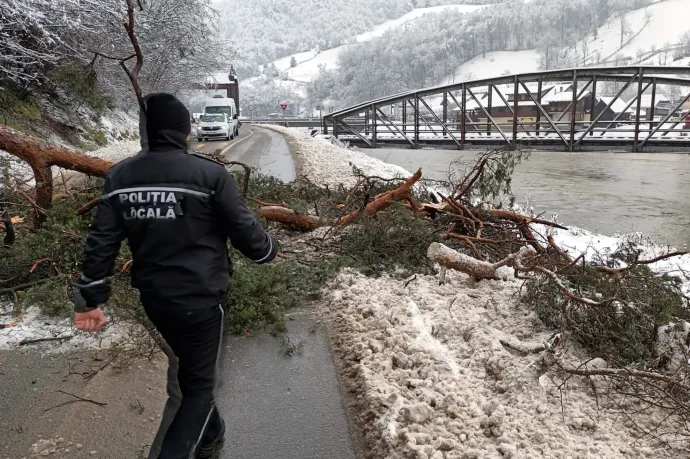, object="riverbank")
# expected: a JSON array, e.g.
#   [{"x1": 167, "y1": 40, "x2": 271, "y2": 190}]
[
  {"x1": 365, "y1": 147, "x2": 690, "y2": 248},
  {"x1": 265, "y1": 128, "x2": 690, "y2": 458}
]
